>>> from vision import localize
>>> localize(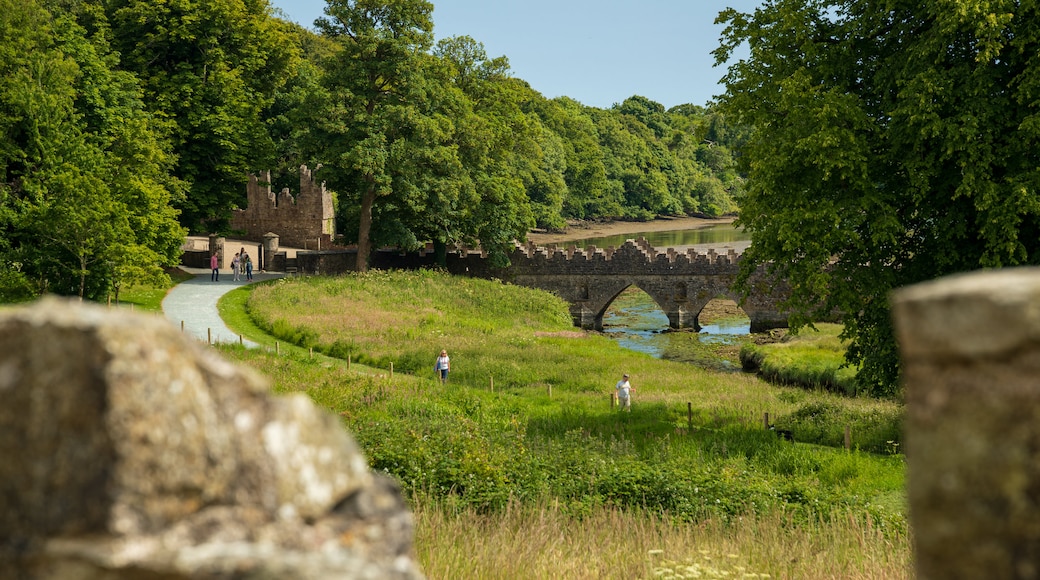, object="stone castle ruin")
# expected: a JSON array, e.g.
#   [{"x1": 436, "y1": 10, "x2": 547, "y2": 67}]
[{"x1": 231, "y1": 165, "x2": 335, "y2": 250}]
